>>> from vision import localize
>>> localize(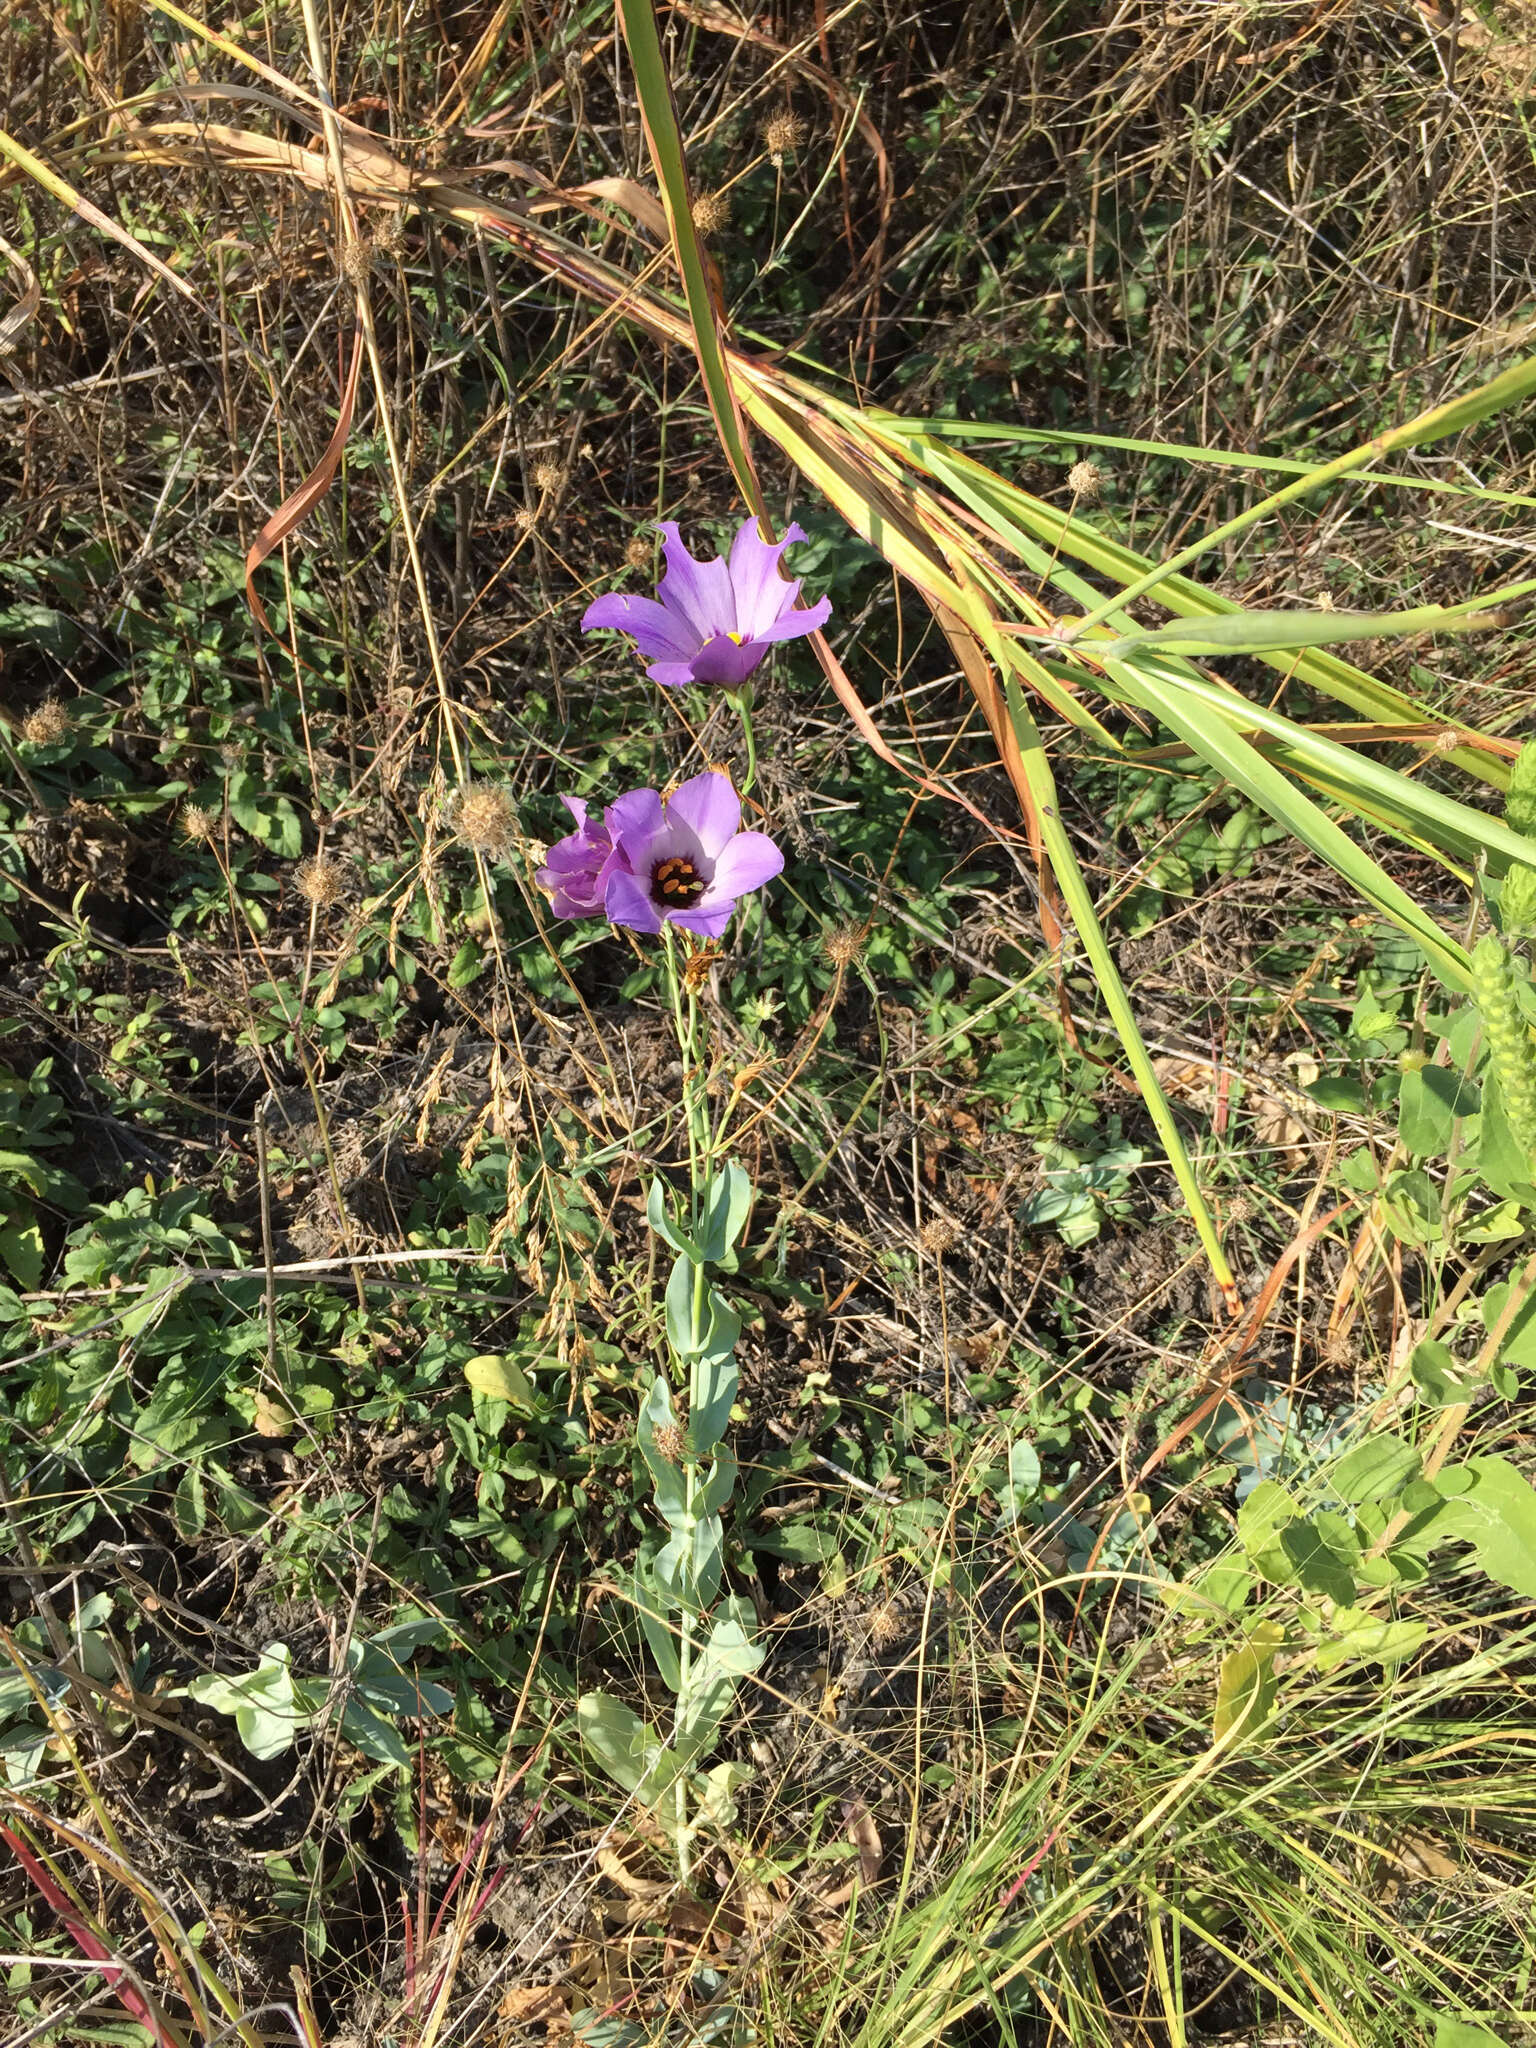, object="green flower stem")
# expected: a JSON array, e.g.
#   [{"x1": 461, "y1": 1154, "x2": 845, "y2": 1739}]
[{"x1": 724, "y1": 683, "x2": 757, "y2": 797}]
